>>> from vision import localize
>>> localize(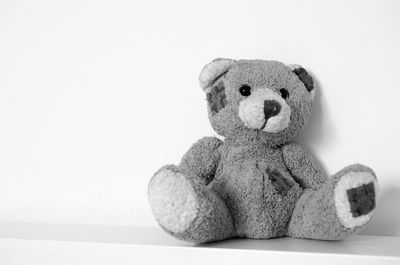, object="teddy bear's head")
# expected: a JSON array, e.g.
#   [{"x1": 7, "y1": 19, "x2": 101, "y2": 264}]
[{"x1": 199, "y1": 59, "x2": 315, "y2": 146}]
